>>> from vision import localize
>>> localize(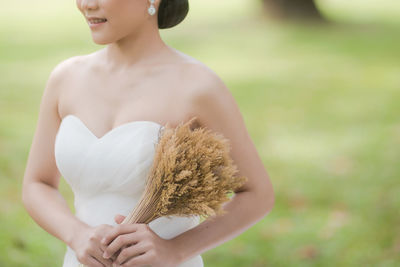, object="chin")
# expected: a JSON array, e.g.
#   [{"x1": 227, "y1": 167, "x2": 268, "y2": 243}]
[
  {"x1": 91, "y1": 34, "x2": 114, "y2": 45},
  {"x1": 92, "y1": 38, "x2": 112, "y2": 45}
]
